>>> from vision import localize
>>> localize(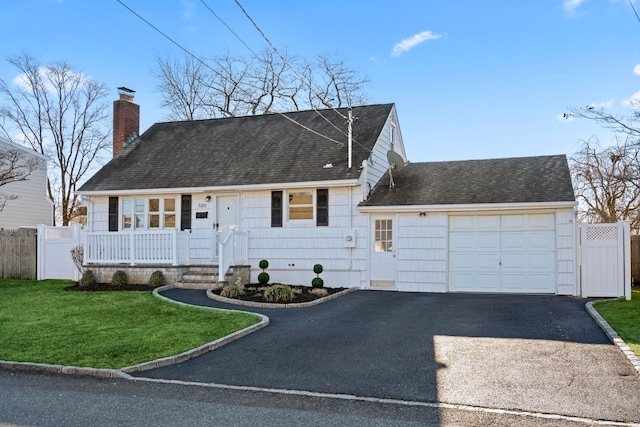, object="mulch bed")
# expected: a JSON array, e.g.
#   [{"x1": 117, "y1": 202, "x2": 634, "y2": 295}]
[
  {"x1": 212, "y1": 284, "x2": 346, "y2": 304},
  {"x1": 64, "y1": 283, "x2": 158, "y2": 292}
]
